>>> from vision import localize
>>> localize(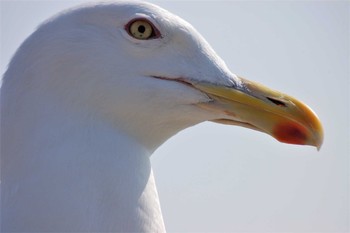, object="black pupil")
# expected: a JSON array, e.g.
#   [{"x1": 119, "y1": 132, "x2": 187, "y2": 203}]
[{"x1": 138, "y1": 25, "x2": 146, "y2": 33}]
